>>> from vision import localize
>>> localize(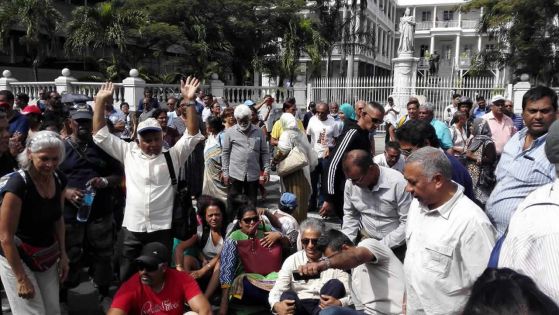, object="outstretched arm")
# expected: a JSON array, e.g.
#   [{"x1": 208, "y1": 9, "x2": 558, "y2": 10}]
[
  {"x1": 93, "y1": 83, "x2": 114, "y2": 134},
  {"x1": 181, "y1": 77, "x2": 200, "y2": 136}
]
